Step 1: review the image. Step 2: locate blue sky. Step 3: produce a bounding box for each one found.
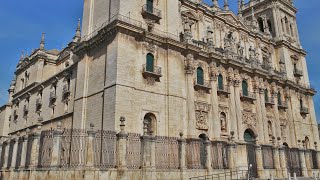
[0,0,319,120]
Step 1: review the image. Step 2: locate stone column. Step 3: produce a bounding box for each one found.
[205,138,213,173]
[273,145,281,177]
[86,124,96,169]
[19,134,29,169]
[255,87,265,143]
[209,70,220,139]
[299,149,308,177]
[228,82,237,137]
[255,145,264,178]
[259,91,269,143]
[2,141,9,169]
[317,150,320,171]
[185,54,196,138]
[51,123,63,168]
[279,146,288,178]
[234,81,243,141]
[10,136,19,169]
[271,8,279,37]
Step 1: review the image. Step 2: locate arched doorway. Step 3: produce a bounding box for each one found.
[244,129,257,178]
[143,113,156,135]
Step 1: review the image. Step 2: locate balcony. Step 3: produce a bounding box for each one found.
[141,4,162,22]
[217,85,230,96]
[293,68,303,77]
[142,64,162,82]
[265,98,275,106]
[240,92,256,102]
[194,80,211,93]
[300,107,309,116]
[278,101,288,110]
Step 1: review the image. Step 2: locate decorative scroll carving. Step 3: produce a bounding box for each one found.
[242,111,257,127]
[195,101,211,130]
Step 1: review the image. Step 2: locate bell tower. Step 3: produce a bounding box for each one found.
[241,0,300,47]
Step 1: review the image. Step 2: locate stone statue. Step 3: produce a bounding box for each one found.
[268,122,272,136]
[237,43,244,57]
[220,113,227,132]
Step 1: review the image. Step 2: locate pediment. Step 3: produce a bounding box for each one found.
[219,12,250,30]
[181,10,199,21]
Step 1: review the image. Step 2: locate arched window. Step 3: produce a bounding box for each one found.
[144,113,156,135]
[258,18,264,32]
[264,89,269,102]
[147,0,154,13]
[218,74,223,90]
[146,53,154,72]
[197,67,204,85]
[242,80,248,96]
[244,129,255,143]
[277,92,282,105]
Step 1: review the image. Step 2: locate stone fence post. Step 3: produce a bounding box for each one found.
[279,146,288,178]
[304,150,311,176]
[178,133,187,170]
[205,138,212,173]
[30,125,42,169]
[51,123,63,168]
[273,145,281,177]
[19,134,29,169]
[255,145,264,178]
[299,148,308,177]
[227,132,237,172]
[1,140,9,170]
[86,123,96,169]
[117,117,128,170]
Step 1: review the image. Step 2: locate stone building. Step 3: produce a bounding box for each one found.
[0,0,319,179]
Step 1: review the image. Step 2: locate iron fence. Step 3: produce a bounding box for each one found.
[261,146,274,169]
[94,130,117,169]
[211,141,228,169]
[155,136,179,170]
[126,133,142,169]
[186,139,206,169]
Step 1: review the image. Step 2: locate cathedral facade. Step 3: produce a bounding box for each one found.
[0,0,319,179]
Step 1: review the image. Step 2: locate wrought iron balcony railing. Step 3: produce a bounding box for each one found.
[300,107,309,115]
[217,85,230,95]
[265,98,275,106]
[293,68,303,77]
[141,5,162,21]
[240,92,256,102]
[142,64,162,82]
[278,101,288,110]
[194,80,211,93]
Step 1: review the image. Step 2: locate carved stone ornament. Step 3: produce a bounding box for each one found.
[209,62,218,81]
[195,101,211,131]
[242,111,257,127]
[224,31,237,59]
[145,77,156,85]
[143,42,157,53]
